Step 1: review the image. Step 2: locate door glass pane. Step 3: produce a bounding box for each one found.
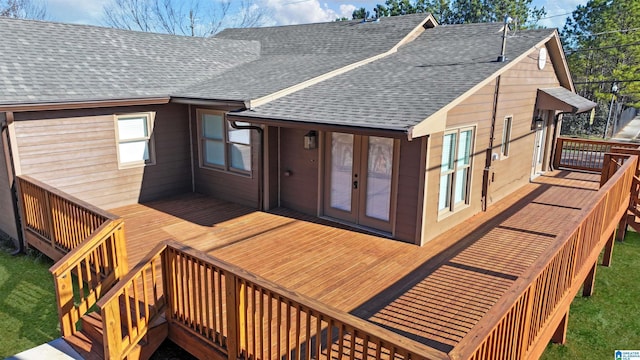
[118,117,148,140]
[441,133,456,171]
[365,137,393,221]
[537,128,545,164]
[119,140,149,163]
[454,167,468,204]
[438,174,452,211]
[229,143,251,171]
[330,133,353,211]
[203,114,224,140]
[457,130,472,167]
[204,140,225,166]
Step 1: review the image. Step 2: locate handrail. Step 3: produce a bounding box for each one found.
[97,242,166,360]
[450,155,637,360]
[163,240,450,360]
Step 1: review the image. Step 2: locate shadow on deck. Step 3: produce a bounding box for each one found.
[109,170,601,353]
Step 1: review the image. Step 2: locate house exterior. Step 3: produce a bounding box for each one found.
[0,15,594,249]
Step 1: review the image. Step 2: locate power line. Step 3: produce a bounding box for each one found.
[567,41,640,54]
[574,79,640,85]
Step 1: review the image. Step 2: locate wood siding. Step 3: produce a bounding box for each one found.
[13,104,191,210]
[0,130,18,242]
[422,43,562,244]
[279,127,319,215]
[191,106,260,208]
[394,136,426,243]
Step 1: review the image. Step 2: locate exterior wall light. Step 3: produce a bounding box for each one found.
[304,130,317,150]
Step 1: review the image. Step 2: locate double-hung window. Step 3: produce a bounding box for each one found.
[199,109,252,174]
[439,127,474,214]
[115,113,155,168]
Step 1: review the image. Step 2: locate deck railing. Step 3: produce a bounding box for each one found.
[107,240,450,360]
[97,242,165,359]
[450,154,637,360]
[553,137,640,172]
[17,175,129,338]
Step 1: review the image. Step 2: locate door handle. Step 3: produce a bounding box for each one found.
[353,181,358,189]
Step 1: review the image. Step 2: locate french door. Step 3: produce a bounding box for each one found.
[323,132,397,233]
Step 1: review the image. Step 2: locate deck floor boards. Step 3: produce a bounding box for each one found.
[110,170,601,352]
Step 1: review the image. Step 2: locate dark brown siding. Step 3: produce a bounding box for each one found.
[422,44,562,244]
[13,104,192,210]
[279,128,319,215]
[0,132,18,242]
[191,107,260,208]
[394,137,426,243]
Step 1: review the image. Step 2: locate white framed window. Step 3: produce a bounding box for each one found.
[439,127,474,214]
[198,109,252,174]
[115,112,155,168]
[501,116,513,158]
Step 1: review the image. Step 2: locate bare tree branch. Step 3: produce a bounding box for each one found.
[102,0,267,37]
[0,0,47,20]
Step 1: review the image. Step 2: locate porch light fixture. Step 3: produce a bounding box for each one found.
[534,116,544,130]
[304,131,317,150]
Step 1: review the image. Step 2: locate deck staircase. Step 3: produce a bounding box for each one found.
[65,310,168,360]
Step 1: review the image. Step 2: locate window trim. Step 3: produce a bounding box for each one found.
[438,126,475,217]
[114,112,156,169]
[196,108,252,176]
[501,115,513,159]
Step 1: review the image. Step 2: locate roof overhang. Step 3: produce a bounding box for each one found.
[409,30,576,139]
[537,87,596,114]
[0,97,171,113]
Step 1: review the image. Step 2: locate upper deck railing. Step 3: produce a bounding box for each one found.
[553,137,640,172]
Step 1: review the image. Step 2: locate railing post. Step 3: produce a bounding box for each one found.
[115,223,128,276]
[225,273,241,360]
[43,190,56,249]
[553,138,563,170]
[53,272,75,337]
[102,296,123,360]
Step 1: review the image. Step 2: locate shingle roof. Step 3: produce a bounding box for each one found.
[177,14,430,100]
[0,14,430,105]
[230,23,556,133]
[0,18,260,105]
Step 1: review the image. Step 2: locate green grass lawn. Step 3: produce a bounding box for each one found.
[0,232,638,359]
[542,232,640,360]
[0,240,58,358]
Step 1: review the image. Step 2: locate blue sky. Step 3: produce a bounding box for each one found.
[44,0,587,30]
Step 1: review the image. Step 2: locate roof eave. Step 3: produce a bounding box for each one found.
[0,96,171,113]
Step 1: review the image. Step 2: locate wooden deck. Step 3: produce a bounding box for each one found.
[109,169,601,353]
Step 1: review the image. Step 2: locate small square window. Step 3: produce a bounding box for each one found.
[501,116,513,158]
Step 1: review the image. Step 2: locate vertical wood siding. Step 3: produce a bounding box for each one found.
[422,43,562,244]
[0,133,18,241]
[395,137,426,243]
[279,127,319,215]
[13,104,192,210]
[191,107,260,208]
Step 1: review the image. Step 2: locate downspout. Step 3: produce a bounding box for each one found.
[0,114,24,254]
[482,75,501,211]
[550,111,572,171]
[229,120,264,211]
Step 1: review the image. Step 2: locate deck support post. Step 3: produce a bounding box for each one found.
[551,311,569,345]
[582,261,597,297]
[603,232,615,267]
[616,212,629,242]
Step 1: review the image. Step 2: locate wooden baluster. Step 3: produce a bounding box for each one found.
[225,273,241,360]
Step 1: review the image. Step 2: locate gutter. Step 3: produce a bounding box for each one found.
[0,97,170,113]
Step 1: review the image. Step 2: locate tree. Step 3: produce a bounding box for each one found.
[364,0,544,27]
[352,7,369,20]
[561,0,640,136]
[0,0,47,20]
[102,0,267,37]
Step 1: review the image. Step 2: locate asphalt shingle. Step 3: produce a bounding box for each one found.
[232,23,556,133]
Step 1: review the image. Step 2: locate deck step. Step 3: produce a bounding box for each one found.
[66,302,168,360]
